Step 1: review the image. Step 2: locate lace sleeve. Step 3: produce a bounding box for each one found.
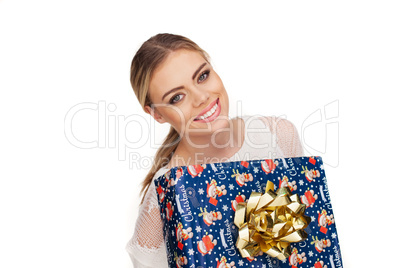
[126,178,168,268]
[261,116,304,158]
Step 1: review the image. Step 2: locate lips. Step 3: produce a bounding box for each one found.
[194,98,219,121]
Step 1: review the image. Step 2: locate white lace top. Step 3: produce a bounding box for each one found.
[126,115,304,267]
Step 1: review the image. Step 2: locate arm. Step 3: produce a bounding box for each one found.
[261,116,304,157]
[126,181,168,268]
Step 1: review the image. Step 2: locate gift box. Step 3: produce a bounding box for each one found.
[155,156,343,268]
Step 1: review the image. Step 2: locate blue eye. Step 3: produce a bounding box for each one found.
[198,70,210,83]
[169,94,184,104]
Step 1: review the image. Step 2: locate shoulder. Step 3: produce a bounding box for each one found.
[258,116,304,157]
[236,115,297,136]
[257,116,297,134]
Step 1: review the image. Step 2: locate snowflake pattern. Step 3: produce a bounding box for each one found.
[155,157,343,268]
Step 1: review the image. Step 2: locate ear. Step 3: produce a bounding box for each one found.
[145,105,167,124]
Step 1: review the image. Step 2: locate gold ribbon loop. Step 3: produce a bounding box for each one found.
[234,181,311,260]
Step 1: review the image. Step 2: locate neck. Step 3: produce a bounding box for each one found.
[169,118,244,167]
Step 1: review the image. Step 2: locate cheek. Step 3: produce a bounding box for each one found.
[205,72,226,93]
[214,78,226,94]
[159,106,186,123]
[159,105,198,130]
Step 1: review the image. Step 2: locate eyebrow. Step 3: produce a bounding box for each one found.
[161,62,207,101]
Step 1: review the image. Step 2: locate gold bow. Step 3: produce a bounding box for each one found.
[234,181,310,260]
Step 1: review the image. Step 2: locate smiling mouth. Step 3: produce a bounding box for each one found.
[194,99,220,121]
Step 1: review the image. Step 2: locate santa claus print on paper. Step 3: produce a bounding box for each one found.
[165,200,174,221]
[175,222,193,250]
[231,169,253,187]
[216,256,236,268]
[301,189,318,208]
[261,159,278,174]
[174,254,188,268]
[197,234,217,256]
[288,248,307,267]
[231,194,246,211]
[278,175,297,191]
[187,164,206,178]
[198,207,222,226]
[301,166,321,183]
[317,209,335,234]
[310,236,331,253]
[206,179,227,206]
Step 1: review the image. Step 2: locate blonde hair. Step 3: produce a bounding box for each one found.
[130,33,210,203]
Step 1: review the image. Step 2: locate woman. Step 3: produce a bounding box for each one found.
[126,33,304,267]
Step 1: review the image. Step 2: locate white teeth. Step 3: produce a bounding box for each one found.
[196,103,218,120]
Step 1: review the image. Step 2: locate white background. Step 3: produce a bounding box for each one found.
[1,0,401,267]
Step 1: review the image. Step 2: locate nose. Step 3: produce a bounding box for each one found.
[192,87,210,107]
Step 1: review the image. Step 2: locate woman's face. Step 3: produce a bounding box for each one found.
[146,49,230,140]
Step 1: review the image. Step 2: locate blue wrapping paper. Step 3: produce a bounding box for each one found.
[155,156,343,268]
